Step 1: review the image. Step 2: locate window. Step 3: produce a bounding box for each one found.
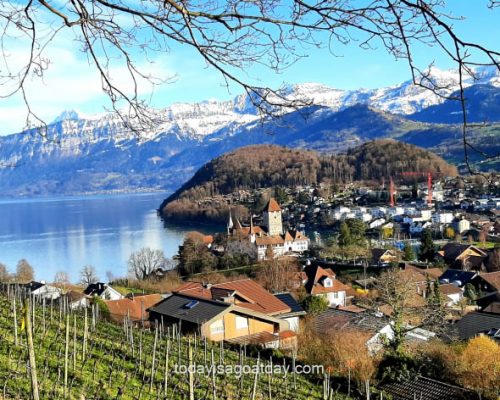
[235,316,248,330]
[323,278,333,288]
[210,319,224,335]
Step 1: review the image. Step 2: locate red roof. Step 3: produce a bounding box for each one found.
[266,198,282,212]
[479,271,500,291]
[175,279,290,315]
[104,294,163,322]
[303,264,351,295]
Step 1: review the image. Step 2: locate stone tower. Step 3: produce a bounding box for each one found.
[263,198,283,236]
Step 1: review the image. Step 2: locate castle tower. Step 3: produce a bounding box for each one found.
[263,198,283,236]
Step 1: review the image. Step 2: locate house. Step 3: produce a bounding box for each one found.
[313,308,435,354]
[302,264,351,306]
[472,271,500,294]
[476,292,500,314]
[273,292,307,332]
[24,281,61,300]
[371,248,400,266]
[439,283,464,306]
[226,198,309,260]
[452,218,470,234]
[105,294,164,325]
[456,311,500,341]
[368,218,386,229]
[437,243,487,270]
[65,291,91,310]
[381,376,473,400]
[148,293,294,348]
[439,269,478,287]
[83,282,123,300]
[408,221,432,235]
[174,279,291,316]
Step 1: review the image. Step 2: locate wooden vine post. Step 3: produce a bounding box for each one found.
[24,297,40,400]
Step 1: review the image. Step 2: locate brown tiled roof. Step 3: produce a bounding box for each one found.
[303,264,351,295]
[480,271,500,291]
[175,279,290,315]
[66,290,89,302]
[405,264,443,281]
[202,235,214,245]
[338,305,366,313]
[440,283,463,296]
[401,266,428,283]
[240,225,266,235]
[105,294,163,322]
[266,198,282,212]
[311,278,351,295]
[255,236,285,246]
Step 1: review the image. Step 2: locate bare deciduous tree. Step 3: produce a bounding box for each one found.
[1,1,499,170]
[128,247,166,280]
[0,262,10,282]
[16,259,34,283]
[80,265,98,286]
[372,268,448,353]
[54,271,70,288]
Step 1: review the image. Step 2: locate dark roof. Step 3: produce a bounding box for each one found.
[456,311,500,340]
[381,377,472,400]
[439,269,477,287]
[476,292,500,314]
[440,243,471,262]
[371,248,390,262]
[274,293,306,317]
[83,282,108,296]
[148,293,230,324]
[313,308,389,335]
[24,281,45,292]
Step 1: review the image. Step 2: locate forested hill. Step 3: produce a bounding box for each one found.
[337,140,458,182]
[160,140,458,214]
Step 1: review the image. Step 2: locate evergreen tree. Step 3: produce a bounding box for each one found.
[419,229,436,262]
[403,243,415,261]
[338,222,352,247]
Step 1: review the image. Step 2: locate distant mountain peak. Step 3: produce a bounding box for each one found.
[52,109,81,123]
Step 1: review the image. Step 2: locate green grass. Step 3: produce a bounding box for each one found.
[0,293,327,400]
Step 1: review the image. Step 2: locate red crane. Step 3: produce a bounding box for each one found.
[389,177,395,207]
[400,171,433,206]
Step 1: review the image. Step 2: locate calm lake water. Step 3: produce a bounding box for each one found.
[0,193,218,282]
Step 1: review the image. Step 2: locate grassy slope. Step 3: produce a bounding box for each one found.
[0,293,326,400]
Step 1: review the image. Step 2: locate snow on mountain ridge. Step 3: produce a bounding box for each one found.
[42,65,500,143]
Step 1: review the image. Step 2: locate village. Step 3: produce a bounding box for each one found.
[2,174,500,400]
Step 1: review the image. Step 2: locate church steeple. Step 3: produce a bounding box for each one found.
[249,215,256,243]
[227,210,234,234]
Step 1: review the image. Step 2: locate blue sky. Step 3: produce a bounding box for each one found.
[0,1,499,135]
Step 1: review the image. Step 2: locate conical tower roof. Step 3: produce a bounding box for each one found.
[265,198,281,212]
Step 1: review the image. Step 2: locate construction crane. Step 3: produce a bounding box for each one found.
[387,171,435,207]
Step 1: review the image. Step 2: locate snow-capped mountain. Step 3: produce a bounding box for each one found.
[0,65,499,196]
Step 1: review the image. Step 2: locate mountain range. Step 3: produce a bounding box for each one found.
[0,66,499,197]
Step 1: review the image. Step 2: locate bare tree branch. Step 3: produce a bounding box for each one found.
[0,0,498,168]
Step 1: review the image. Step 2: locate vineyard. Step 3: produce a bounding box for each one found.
[0,291,334,399]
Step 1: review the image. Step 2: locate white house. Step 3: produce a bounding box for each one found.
[25,281,62,300]
[453,218,471,234]
[432,212,454,224]
[369,218,386,229]
[440,284,464,307]
[83,282,123,300]
[302,265,350,307]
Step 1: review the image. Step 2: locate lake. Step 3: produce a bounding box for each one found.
[0,193,219,282]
